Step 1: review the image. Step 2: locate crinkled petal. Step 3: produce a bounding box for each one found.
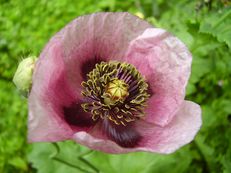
[136,101,202,154]
[28,12,152,142]
[28,12,200,153]
[73,101,201,154]
[28,40,76,142]
[124,28,192,126]
[61,12,152,90]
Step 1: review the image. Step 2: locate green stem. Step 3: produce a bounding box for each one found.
[135,0,143,12]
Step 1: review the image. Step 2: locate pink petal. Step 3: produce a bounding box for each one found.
[136,101,202,154]
[28,12,152,142]
[28,12,200,153]
[28,40,75,142]
[73,101,201,154]
[124,28,192,126]
[61,12,152,91]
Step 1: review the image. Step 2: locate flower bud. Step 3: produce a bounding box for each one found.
[135,12,144,19]
[13,56,37,97]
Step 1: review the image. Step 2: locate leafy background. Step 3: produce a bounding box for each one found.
[0,0,231,172]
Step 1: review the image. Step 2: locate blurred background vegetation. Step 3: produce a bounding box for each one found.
[0,0,231,173]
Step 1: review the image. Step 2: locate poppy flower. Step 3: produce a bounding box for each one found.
[28,12,202,154]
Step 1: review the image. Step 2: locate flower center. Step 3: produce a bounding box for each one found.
[104,79,129,105]
[81,61,149,126]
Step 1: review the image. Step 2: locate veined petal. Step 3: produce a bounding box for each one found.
[28,12,152,142]
[27,12,201,153]
[28,41,75,142]
[73,101,201,154]
[61,12,152,90]
[136,101,202,154]
[28,39,95,142]
[124,28,192,126]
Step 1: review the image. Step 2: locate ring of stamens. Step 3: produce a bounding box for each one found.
[81,61,150,126]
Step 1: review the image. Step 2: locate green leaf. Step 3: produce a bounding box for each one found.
[8,157,28,171]
[88,148,194,173]
[28,142,93,173]
[200,7,231,48]
[190,57,212,84]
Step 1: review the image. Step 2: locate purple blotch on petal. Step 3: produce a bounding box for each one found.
[81,56,104,80]
[63,102,96,128]
[102,119,141,148]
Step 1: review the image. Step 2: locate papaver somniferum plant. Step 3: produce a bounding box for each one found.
[19,12,202,154]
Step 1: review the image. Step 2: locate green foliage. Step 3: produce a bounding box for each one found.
[200,7,231,48]
[0,0,231,173]
[28,142,91,173]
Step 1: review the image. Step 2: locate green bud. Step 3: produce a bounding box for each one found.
[13,56,37,97]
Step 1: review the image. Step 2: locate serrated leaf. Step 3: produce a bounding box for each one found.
[190,57,212,84]
[200,8,231,48]
[27,141,94,173]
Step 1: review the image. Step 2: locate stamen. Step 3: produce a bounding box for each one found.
[81,61,150,126]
